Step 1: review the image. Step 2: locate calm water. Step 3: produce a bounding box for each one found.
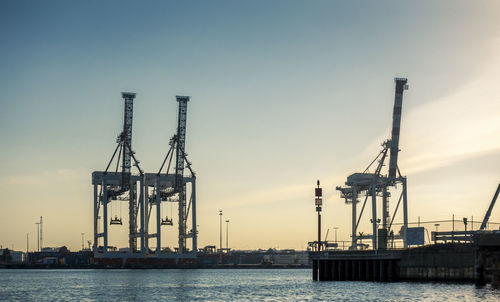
[1,269,499,301]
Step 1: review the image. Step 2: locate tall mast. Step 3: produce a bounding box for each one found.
[40,216,43,250]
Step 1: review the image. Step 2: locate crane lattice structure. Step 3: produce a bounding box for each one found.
[336,78,409,250]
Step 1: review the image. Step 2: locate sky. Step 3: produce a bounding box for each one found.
[0,0,499,252]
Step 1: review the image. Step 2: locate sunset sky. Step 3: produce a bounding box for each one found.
[0,0,499,252]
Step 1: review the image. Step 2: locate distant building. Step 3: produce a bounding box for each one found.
[27,246,92,266]
[0,249,26,263]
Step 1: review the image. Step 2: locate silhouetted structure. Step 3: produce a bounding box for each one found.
[336,78,410,250]
[92,93,197,265]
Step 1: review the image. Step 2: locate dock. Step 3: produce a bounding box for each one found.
[310,231,500,287]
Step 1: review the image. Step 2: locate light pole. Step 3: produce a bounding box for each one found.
[81,233,85,251]
[219,210,223,263]
[38,216,43,251]
[225,220,230,250]
[35,222,40,252]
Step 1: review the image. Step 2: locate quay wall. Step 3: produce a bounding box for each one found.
[311,243,475,282]
[398,244,474,281]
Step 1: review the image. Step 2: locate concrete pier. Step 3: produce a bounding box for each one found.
[474,231,500,287]
[312,250,402,282]
[313,258,400,282]
[311,243,477,282]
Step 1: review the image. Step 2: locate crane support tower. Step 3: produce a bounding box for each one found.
[336,78,409,250]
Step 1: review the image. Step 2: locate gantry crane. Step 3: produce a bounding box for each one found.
[92,93,198,262]
[336,78,410,250]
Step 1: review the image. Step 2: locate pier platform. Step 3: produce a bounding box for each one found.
[310,231,500,286]
[310,244,475,282]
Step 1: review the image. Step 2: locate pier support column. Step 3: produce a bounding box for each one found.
[346,260,352,280]
[318,260,323,281]
[319,260,327,281]
[342,260,349,281]
[380,260,388,282]
[313,260,318,281]
[366,260,371,281]
[326,260,333,281]
[475,248,486,286]
[332,260,338,281]
[338,260,344,281]
[373,260,380,281]
[352,260,358,280]
[388,260,394,282]
[358,260,364,281]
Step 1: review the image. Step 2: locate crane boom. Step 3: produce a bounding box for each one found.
[388,78,408,179]
[121,92,136,189]
[480,184,500,230]
[175,96,189,192]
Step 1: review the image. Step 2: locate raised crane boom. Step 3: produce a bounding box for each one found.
[175,96,189,192]
[388,78,408,179]
[121,92,136,189]
[480,184,500,230]
[175,96,189,253]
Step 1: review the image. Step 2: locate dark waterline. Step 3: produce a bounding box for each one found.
[1,269,499,301]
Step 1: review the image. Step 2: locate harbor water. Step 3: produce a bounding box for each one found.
[1,269,499,301]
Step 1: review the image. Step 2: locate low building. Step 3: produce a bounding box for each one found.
[0,249,25,263]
